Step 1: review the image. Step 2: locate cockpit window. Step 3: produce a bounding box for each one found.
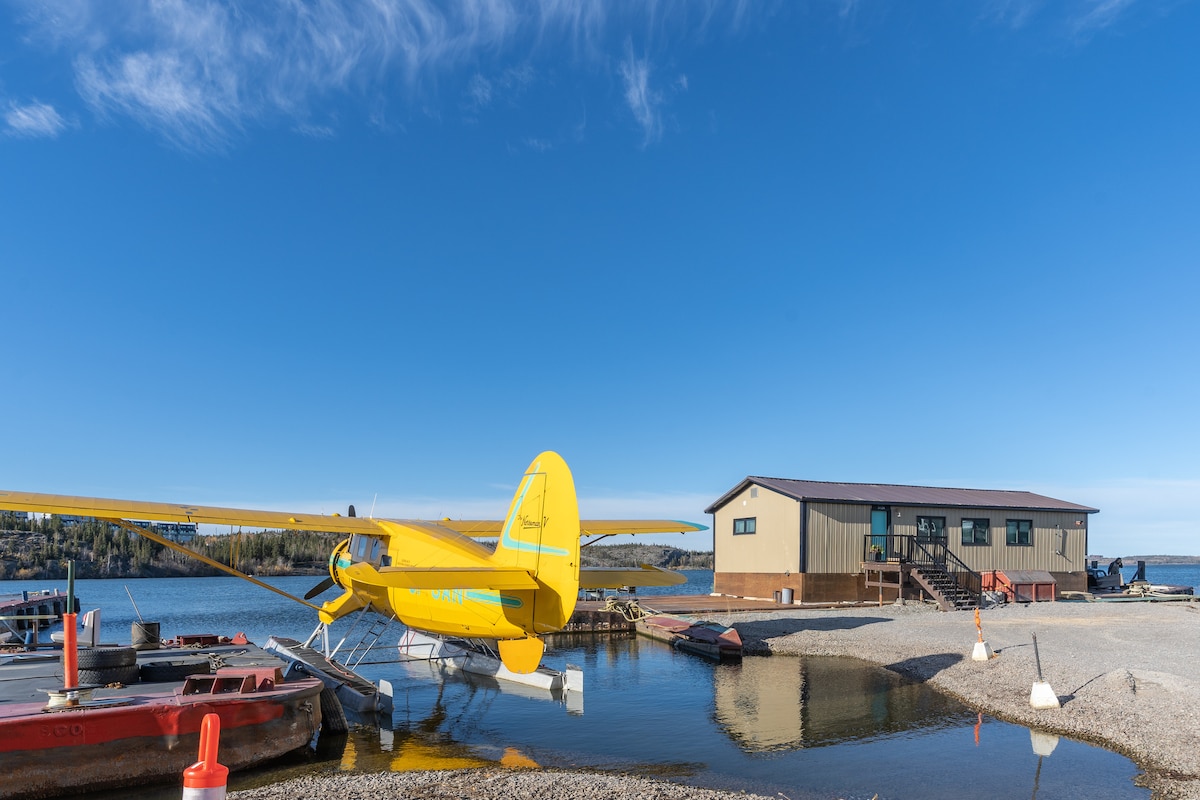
[350,534,385,566]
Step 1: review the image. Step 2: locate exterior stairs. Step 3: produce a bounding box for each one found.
[910,563,978,611]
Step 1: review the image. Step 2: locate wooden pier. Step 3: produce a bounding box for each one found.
[0,590,78,645]
[556,594,804,635]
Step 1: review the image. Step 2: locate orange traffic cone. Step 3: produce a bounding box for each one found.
[183,713,229,800]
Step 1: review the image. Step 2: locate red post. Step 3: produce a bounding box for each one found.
[62,613,78,692]
[182,713,229,800]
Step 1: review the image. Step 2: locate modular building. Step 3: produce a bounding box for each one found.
[705,477,1098,607]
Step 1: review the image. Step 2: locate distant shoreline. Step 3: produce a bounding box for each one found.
[1090,554,1200,564]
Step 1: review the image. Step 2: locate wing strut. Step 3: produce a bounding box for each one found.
[107,518,322,612]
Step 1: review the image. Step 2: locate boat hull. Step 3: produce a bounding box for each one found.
[635,615,743,661]
[0,677,323,800]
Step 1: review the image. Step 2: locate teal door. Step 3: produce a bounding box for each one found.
[871,508,889,557]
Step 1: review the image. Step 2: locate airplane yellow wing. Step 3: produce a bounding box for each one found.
[0,490,383,534]
[438,519,709,536]
[0,492,707,539]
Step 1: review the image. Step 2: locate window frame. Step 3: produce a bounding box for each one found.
[961,518,991,546]
[916,515,947,544]
[733,517,756,536]
[1006,519,1033,547]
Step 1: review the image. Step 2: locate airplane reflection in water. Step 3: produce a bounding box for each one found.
[396,656,584,715]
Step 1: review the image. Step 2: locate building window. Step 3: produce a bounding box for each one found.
[961,518,990,546]
[1007,519,1033,546]
[916,516,946,543]
[733,517,756,535]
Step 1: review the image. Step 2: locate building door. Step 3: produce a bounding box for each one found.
[871,507,889,557]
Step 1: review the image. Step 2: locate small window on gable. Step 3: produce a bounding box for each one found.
[733,517,756,535]
[750,486,758,498]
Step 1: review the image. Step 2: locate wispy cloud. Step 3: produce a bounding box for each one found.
[4,100,66,138]
[3,1,1165,151]
[984,0,1044,30]
[619,42,663,146]
[1071,0,1139,33]
[5,1,726,151]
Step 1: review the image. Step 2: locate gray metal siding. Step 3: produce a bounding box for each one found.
[893,507,1088,573]
[806,502,872,573]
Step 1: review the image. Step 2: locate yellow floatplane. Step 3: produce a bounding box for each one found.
[0,451,704,675]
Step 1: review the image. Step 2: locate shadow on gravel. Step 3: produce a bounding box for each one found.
[734,615,893,641]
[885,652,965,681]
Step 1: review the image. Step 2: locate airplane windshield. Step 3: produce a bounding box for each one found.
[350,534,386,567]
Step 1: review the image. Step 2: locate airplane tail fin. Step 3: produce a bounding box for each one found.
[492,451,581,642]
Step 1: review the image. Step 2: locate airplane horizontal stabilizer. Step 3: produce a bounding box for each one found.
[341,562,539,591]
[579,565,687,589]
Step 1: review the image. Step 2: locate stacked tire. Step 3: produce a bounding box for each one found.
[73,646,139,686]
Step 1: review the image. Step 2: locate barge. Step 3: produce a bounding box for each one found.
[1,668,322,800]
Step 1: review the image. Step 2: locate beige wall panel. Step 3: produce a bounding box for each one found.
[714,487,800,574]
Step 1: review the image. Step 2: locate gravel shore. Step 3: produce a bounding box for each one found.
[231,599,1200,800]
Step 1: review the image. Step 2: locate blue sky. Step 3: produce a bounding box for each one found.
[2,1,1197,556]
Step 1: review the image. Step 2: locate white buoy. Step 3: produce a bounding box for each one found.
[1029,633,1060,709]
[972,609,994,661]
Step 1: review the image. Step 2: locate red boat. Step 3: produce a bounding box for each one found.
[635,614,743,660]
[0,668,323,800]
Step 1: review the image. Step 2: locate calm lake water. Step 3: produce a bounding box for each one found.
[1,571,1157,800]
[1116,562,1200,592]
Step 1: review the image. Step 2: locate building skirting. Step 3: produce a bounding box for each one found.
[715,570,1087,604]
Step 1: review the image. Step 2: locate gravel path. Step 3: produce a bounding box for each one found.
[231,599,1200,800]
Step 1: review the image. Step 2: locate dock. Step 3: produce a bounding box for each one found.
[558,594,813,635]
[0,590,77,645]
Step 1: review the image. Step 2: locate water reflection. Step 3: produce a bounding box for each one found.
[712,655,972,752]
[7,578,1147,800]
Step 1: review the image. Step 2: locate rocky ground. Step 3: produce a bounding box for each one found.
[230,598,1200,800]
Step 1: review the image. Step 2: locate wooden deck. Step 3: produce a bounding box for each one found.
[556,594,866,635]
[576,595,789,615]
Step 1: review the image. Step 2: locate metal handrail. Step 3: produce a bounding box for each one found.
[863,534,982,607]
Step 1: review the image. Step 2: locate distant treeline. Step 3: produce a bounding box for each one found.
[580,542,712,569]
[0,515,340,581]
[0,514,713,580]
[1091,554,1200,565]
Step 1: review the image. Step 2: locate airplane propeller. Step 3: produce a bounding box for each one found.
[304,576,336,600]
[304,503,356,600]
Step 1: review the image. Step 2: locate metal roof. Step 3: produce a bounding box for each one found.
[704,477,1099,515]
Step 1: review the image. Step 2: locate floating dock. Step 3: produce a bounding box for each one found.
[559,594,815,635]
[0,590,78,644]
